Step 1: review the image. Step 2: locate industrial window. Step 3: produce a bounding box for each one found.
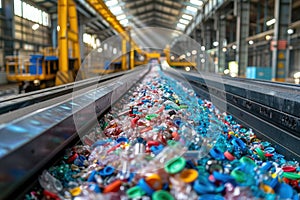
[42,12,49,26]
[14,0,22,16]
[0,0,2,9]
[14,0,49,27]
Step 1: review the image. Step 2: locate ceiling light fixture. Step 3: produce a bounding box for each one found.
[179,18,190,25]
[117,14,126,20]
[287,28,294,35]
[186,6,197,13]
[110,6,122,15]
[105,0,118,7]
[176,23,186,30]
[266,18,276,26]
[213,41,219,47]
[120,19,128,25]
[182,14,193,20]
[190,0,203,6]
[265,35,272,40]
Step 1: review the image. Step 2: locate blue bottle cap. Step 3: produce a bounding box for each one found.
[116,137,128,143]
[88,183,101,193]
[99,166,115,176]
[150,144,164,155]
[198,194,224,200]
[276,183,293,199]
[209,147,225,160]
[212,171,235,183]
[260,162,273,172]
[138,178,155,196]
[193,176,216,194]
[87,170,97,182]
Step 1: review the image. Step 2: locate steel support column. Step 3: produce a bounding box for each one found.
[236,0,250,77]
[256,3,261,34]
[271,0,291,82]
[51,15,58,48]
[78,14,85,63]
[3,0,14,57]
[217,15,226,73]
[130,42,134,70]
[204,22,213,50]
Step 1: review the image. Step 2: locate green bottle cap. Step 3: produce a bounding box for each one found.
[282,172,300,180]
[126,186,146,199]
[145,114,159,121]
[239,156,256,166]
[255,148,266,161]
[167,140,177,146]
[230,169,247,183]
[152,190,174,200]
[164,156,186,174]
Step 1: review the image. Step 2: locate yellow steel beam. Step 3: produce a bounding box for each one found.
[164,46,196,67]
[85,0,142,55]
[68,0,80,71]
[130,49,134,70]
[121,39,127,70]
[58,0,68,72]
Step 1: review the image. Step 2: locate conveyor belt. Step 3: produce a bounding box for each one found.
[0,67,149,200]
[166,69,300,161]
[1,66,300,199]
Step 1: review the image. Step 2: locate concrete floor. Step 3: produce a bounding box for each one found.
[0,83,18,98]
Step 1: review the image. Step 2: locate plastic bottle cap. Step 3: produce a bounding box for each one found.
[99,166,115,176]
[164,156,186,174]
[282,166,296,172]
[276,183,293,199]
[145,114,159,121]
[126,186,146,199]
[198,194,224,200]
[167,140,177,146]
[230,169,247,183]
[103,180,122,193]
[147,141,160,147]
[212,171,235,183]
[151,144,164,155]
[224,151,235,161]
[193,178,216,194]
[260,183,274,194]
[255,148,266,161]
[179,169,198,183]
[88,183,101,193]
[210,147,225,160]
[69,187,81,196]
[116,137,128,143]
[152,190,174,200]
[264,147,275,153]
[282,172,300,180]
[145,174,163,190]
[138,178,155,196]
[239,156,256,166]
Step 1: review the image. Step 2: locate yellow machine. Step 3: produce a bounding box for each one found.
[5,0,162,93]
[164,46,196,68]
[6,0,80,92]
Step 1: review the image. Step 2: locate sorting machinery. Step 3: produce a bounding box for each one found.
[0,63,299,199]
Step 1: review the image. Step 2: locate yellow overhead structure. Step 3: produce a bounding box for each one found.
[164,46,196,67]
[56,0,81,85]
[85,0,144,70]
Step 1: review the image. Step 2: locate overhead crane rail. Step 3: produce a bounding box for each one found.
[1,66,300,199]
